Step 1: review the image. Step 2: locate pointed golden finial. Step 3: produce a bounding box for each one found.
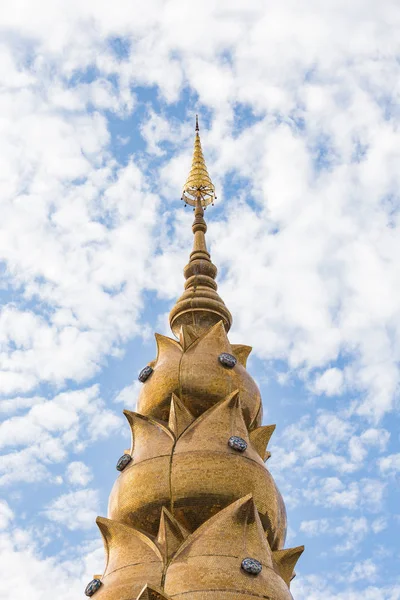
[169,117,232,339]
[181,115,216,208]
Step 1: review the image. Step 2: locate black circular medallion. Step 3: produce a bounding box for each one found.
[138,365,153,382]
[228,436,248,452]
[218,353,237,368]
[116,454,132,471]
[85,579,102,597]
[241,557,262,575]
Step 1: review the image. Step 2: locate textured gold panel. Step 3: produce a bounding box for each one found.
[156,507,190,561]
[164,496,293,600]
[250,424,276,462]
[137,585,172,600]
[179,321,262,427]
[123,410,174,461]
[168,394,195,438]
[137,334,182,422]
[137,321,262,428]
[272,546,305,585]
[109,390,286,546]
[95,517,163,600]
[108,456,171,536]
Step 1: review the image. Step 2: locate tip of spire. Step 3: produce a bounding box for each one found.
[182,114,215,208]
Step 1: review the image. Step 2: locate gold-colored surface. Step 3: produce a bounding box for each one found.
[108,391,286,547]
[137,585,172,600]
[231,344,253,367]
[109,390,286,550]
[136,334,182,422]
[164,496,294,600]
[250,424,276,462]
[91,120,303,600]
[178,321,261,425]
[171,392,286,547]
[272,546,305,586]
[108,414,172,534]
[137,321,262,427]
[156,507,190,561]
[95,517,163,599]
[169,198,232,338]
[168,393,195,437]
[181,116,216,208]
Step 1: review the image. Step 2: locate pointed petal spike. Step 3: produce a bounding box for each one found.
[137,584,172,600]
[231,344,252,367]
[168,394,195,438]
[96,516,163,576]
[123,410,175,458]
[272,545,305,586]
[171,495,273,568]
[154,333,183,360]
[177,389,251,453]
[156,507,190,561]
[179,325,199,350]
[249,425,276,461]
[181,319,231,354]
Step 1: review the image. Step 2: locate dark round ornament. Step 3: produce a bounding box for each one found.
[138,365,153,383]
[241,557,262,575]
[85,579,102,597]
[228,435,248,452]
[218,352,237,369]
[116,454,132,472]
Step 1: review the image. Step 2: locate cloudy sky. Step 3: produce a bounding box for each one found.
[1,1,400,598]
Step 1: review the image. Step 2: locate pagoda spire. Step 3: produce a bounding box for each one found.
[84,117,303,600]
[181,115,216,208]
[169,116,232,338]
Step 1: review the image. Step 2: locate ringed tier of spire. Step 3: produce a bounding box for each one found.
[169,116,232,338]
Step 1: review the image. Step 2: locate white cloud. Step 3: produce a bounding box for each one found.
[313,368,344,397]
[300,515,387,554]
[66,462,93,487]
[347,559,378,584]
[0,525,103,600]
[292,575,400,600]
[379,454,400,476]
[305,477,385,511]
[44,489,99,530]
[271,410,390,480]
[0,386,121,486]
[114,380,141,406]
[0,501,14,530]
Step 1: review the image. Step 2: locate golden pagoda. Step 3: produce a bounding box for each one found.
[84,117,303,600]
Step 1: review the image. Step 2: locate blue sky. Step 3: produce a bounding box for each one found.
[0,2,400,598]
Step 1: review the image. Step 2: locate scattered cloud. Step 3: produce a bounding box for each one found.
[66,462,93,487]
[44,489,99,530]
[0,386,121,486]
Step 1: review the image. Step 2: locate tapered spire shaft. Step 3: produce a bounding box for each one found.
[181,115,216,208]
[169,117,232,338]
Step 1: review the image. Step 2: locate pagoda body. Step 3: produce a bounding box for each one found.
[85,118,303,600]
